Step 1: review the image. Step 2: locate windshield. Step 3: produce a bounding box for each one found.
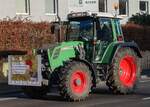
[67,19,94,41]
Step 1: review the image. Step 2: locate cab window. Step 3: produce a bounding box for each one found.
[97,18,113,42]
[114,19,124,41]
[67,19,93,41]
[114,19,123,36]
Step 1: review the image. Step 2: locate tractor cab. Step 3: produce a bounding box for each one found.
[66,12,124,62]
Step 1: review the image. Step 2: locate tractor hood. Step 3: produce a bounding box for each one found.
[47,41,84,71]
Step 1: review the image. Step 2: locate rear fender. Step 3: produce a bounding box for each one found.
[111,42,142,63]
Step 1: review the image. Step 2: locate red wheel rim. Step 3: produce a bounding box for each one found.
[119,55,136,87]
[70,70,88,94]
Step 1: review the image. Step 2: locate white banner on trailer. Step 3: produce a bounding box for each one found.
[8,55,42,86]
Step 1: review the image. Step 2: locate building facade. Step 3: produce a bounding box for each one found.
[0,0,149,22]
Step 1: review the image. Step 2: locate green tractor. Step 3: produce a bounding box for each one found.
[8,12,142,101]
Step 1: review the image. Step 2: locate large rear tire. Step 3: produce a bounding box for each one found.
[106,48,141,94]
[59,61,92,101]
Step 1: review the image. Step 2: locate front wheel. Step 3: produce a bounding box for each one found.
[106,48,141,94]
[58,61,92,101]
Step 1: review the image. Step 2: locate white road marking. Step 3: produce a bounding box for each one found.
[140,79,150,83]
[142,97,150,100]
[0,97,17,101]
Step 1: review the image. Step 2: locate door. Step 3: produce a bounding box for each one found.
[94,18,113,62]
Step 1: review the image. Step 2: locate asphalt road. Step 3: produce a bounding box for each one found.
[0,79,150,107]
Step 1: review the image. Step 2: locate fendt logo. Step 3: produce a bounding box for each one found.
[85,0,96,4]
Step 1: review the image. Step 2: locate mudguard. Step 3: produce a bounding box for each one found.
[111,41,142,63]
[101,41,142,64]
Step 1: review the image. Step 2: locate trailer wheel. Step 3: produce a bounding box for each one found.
[22,86,49,99]
[59,61,92,101]
[106,48,141,94]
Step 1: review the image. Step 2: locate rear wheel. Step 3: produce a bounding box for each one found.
[106,48,141,94]
[59,61,92,101]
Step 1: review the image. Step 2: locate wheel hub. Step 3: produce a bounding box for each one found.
[75,79,81,86]
[71,70,88,94]
[119,55,137,87]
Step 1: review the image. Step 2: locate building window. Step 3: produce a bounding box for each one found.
[45,0,56,14]
[99,0,107,12]
[140,1,149,13]
[16,0,30,14]
[79,0,83,5]
[119,0,128,15]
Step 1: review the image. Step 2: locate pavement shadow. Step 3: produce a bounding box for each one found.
[13,92,66,102]
[92,87,112,95]
[14,87,111,102]
[136,88,150,97]
[142,69,150,77]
